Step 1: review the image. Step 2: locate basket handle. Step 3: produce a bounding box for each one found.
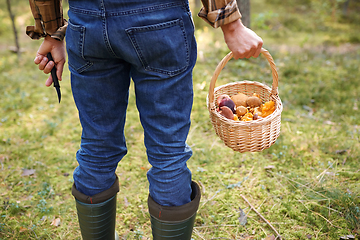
[208,48,279,104]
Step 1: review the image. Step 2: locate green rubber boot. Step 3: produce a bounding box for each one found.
[148,181,201,240]
[72,176,120,240]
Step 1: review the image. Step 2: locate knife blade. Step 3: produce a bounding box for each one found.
[46,53,61,103]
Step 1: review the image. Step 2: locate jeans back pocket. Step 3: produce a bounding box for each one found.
[126,19,190,77]
[66,20,93,73]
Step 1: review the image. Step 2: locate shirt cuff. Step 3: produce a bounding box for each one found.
[198,0,242,28]
[26,20,67,41]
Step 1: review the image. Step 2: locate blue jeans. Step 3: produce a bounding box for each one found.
[66,0,197,206]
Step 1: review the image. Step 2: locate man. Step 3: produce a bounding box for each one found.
[27,0,262,239]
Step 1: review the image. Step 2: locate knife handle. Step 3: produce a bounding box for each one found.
[46,53,60,88]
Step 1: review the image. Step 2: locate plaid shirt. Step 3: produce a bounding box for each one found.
[26,0,241,41]
[26,0,67,41]
[198,0,241,28]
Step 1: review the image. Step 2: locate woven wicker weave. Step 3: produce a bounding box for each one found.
[207,48,283,153]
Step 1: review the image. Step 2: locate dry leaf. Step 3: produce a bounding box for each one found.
[21,169,36,177]
[264,165,275,170]
[124,196,129,207]
[238,207,247,226]
[264,235,276,240]
[19,227,28,232]
[335,149,348,155]
[51,218,61,227]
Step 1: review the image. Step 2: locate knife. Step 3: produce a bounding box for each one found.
[46,53,61,103]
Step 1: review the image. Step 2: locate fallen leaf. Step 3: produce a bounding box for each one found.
[264,235,275,240]
[124,196,129,207]
[19,227,28,232]
[22,169,36,177]
[264,165,275,170]
[335,149,348,155]
[51,218,61,227]
[324,120,335,125]
[238,207,247,226]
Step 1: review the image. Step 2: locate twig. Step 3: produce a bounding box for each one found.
[198,180,206,194]
[193,228,206,240]
[315,226,324,239]
[311,211,341,228]
[194,224,238,229]
[198,188,223,210]
[210,238,232,240]
[240,194,282,239]
[315,160,337,185]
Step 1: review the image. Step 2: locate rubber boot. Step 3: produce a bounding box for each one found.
[72,176,120,240]
[148,181,201,240]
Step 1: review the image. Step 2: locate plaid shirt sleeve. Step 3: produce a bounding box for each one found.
[26,0,67,41]
[198,0,242,28]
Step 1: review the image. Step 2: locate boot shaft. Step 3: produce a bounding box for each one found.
[72,176,120,240]
[148,181,201,240]
[76,195,118,240]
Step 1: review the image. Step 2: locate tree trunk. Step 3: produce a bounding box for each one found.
[342,0,351,16]
[6,0,20,57]
[237,0,251,28]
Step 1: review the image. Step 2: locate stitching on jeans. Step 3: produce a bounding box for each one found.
[125,19,190,76]
[67,21,94,73]
[69,2,184,17]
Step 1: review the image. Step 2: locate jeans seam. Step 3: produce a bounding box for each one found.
[100,0,117,58]
[69,2,185,17]
[109,2,185,16]
[69,6,101,17]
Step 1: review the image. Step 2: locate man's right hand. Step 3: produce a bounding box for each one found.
[34,35,66,87]
[221,19,263,59]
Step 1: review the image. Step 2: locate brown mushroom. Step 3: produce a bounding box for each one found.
[236,106,247,117]
[231,93,248,107]
[246,96,262,108]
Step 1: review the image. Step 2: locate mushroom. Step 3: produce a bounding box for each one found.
[246,96,262,108]
[236,106,247,117]
[219,106,235,120]
[216,94,230,107]
[253,106,262,116]
[219,97,236,113]
[253,113,263,120]
[241,112,254,121]
[231,93,248,107]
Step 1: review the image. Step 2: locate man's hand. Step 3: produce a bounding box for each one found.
[34,35,66,87]
[221,19,263,59]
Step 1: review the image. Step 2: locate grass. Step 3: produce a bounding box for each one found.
[1,0,359,239]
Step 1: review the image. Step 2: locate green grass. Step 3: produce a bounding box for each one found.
[1,0,360,239]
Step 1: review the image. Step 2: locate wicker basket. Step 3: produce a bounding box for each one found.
[207,48,283,153]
